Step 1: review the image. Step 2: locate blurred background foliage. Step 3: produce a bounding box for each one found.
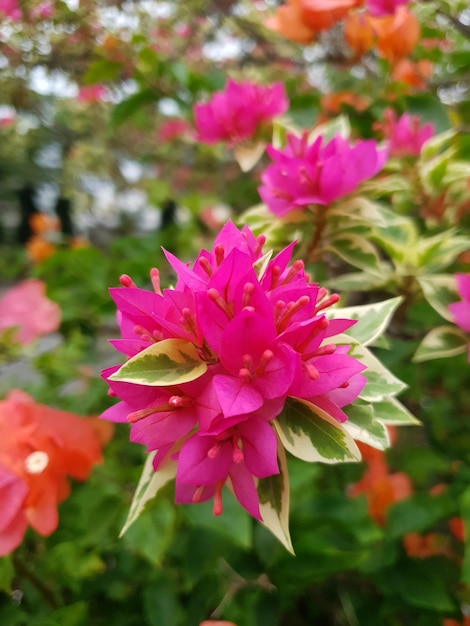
[1,1,470,625]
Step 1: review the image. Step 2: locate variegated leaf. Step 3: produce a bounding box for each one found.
[326,269,389,292]
[258,442,294,554]
[326,233,382,271]
[109,338,207,386]
[328,297,402,346]
[372,396,421,425]
[120,453,176,537]
[275,397,361,464]
[253,249,273,280]
[343,402,390,450]
[352,345,407,401]
[413,326,468,363]
[416,274,458,322]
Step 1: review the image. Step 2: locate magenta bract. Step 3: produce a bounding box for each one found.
[101,222,366,518]
[194,79,288,145]
[449,273,470,361]
[258,132,387,216]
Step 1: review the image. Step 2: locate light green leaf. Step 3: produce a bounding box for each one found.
[254,249,273,280]
[372,219,418,264]
[258,443,294,554]
[233,141,266,172]
[123,500,176,567]
[343,402,390,450]
[328,197,399,229]
[109,338,207,386]
[326,269,389,292]
[418,235,470,273]
[416,274,458,321]
[352,345,407,400]
[372,396,421,425]
[120,453,176,537]
[326,233,382,271]
[413,325,468,363]
[309,114,351,143]
[275,397,361,463]
[328,297,402,346]
[420,128,456,160]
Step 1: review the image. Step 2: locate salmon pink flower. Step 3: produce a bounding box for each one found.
[449,274,470,361]
[0,279,61,345]
[194,79,288,145]
[102,222,367,519]
[0,390,110,556]
[259,132,387,216]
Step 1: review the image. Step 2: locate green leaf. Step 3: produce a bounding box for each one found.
[343,402,390,450]
[326,233,382,271]
[416,274,459,321]
[459,486,470,584]
[120,452,176,536]
[329,297,402,346]
[372,219,418,264]
[109,338,207,386]
[372,396,421,425]
[123,500,176,567]
[417,231,470,272]
[352,345,407,401]
[253,249,273,280]
[275,397,361,464]
[328,197,399,229]
[110,89,159,128]
[182,488,252,549]
[413,325,469,362]
[83,59,122,84]
[326,269,389,292]
[386,492,455,539]
[258,443,294,554]
[0,556,14,594]
[233,141,266,172]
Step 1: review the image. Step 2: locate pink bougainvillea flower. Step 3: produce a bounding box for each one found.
[101,222,367,519]
[194,79,288,145]
[379,109,434,157]
[77,84,107,103]
[366,0,410,17]
[0,390,110,556]
[0,0,21,20]
[0,279,61,345]
[157,118,190,143]
[449,274,470,360]
[259,132,387,216]
[31,1,53,19]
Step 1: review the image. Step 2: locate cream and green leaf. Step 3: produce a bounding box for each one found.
[109,338,207,386]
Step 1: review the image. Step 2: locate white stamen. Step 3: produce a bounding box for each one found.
[24,451,49,474]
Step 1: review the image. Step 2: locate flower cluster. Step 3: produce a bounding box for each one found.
[449,274,470,361]
[194,79,288,145]
[258,132,387,216]
[0,390,110,556]
[101,223,367,520]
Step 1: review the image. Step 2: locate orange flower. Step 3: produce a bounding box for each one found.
[26,236,56,264]
[449,517,465,542]
[344,11,375,58]
[320,90,370,115]
[349,442,413,525]
[265,0,316,44]
[0,390,111,556]
[371,7,420,65]
[29,212,60,235]
[403,532,452,559]
[300,0,359,32]
[392,58,433,89]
